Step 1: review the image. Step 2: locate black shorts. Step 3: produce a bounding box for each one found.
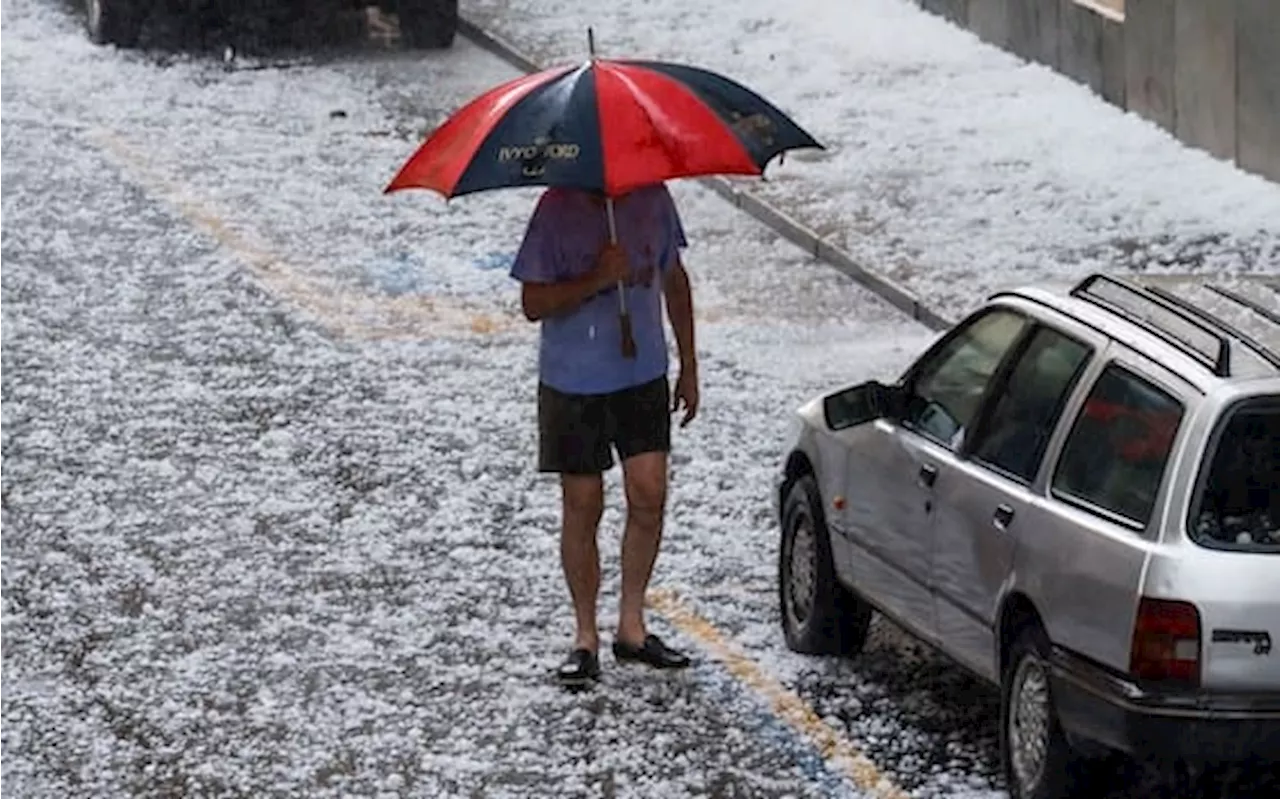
[537,376,671,474]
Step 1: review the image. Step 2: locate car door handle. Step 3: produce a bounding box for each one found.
[993,504,1015,531]
[918,463,938,488]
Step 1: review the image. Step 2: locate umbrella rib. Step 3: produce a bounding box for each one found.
[607,67,680,156]
[596,63,758,193]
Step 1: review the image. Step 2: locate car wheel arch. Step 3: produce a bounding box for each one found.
[998,592,1045,675]
[785,449,814,482]
[780,449,815,503]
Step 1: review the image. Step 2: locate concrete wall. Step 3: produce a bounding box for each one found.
[1174,0,1234,160]
[1009,0,1060,66]
[921,0,968,26]
[911,0,1280,184]
[1057,0,1126,106]
[966,0,1011,48]
[1236,0,1280,182]
[1124,0,1176,132]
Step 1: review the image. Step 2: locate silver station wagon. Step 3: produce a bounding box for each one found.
[774,274,1280,799]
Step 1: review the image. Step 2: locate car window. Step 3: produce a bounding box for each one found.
[969,327,1091,483]
[1189,398,1280,552]
[1051,365,1185,526]
[902,309,1028,449]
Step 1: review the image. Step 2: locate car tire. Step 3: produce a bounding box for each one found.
[1000,626,1081,799]
[85,0,146,47]
[397,0,457,49]
[779,473,872,655]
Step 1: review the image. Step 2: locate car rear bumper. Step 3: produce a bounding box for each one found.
[1049,646,1280,763]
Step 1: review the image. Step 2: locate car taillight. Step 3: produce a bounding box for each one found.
[1130,598,1201,686]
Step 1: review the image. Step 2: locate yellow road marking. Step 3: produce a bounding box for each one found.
[647,588,912,799]
[90,130,519,341]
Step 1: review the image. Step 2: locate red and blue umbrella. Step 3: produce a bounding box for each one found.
[383,56,821,198]
[384,35,822,355]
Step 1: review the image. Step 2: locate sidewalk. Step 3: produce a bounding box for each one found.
[461,0,1280,321]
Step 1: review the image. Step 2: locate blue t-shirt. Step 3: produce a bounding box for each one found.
[510,184,688,395]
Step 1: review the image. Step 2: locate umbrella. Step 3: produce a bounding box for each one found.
[385,29,822,356]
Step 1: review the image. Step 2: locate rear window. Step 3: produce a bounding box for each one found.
[1189,397,1280,552]
[1052,364,1184,527]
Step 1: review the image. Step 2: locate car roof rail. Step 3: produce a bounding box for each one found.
[1069,273,1232,377]
[1146,284,1280,372]
[1205,283,1280,326]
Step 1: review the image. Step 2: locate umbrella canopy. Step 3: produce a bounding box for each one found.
[383,57,822,199]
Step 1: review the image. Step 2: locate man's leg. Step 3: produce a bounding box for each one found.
[610,377,690,668]
[560,473,604,652]
[538,383,613,682]
[617,450,667,646]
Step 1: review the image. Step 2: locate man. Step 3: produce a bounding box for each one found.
[510,182,699,686]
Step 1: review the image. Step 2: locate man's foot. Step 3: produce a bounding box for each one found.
[556,648,601,685]
[612,634,691,669]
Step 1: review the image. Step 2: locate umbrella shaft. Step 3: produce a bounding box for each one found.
[605,196,619,242]
[606,198,627,314]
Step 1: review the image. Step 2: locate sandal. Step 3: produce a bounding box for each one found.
[612,634,691,669]
[556,648,601,685]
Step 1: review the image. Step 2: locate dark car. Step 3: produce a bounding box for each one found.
[82,0,458,49]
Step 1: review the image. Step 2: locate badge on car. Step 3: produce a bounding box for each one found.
[1211,629,1273,656]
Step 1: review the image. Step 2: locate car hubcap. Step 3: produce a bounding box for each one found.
[87,0,102,33]
[786,513,816,626]
[1009,654,1051,793]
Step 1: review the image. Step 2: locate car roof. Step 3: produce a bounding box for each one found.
[988,273,1280,392]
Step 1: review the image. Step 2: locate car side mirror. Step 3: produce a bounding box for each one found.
[823,380,904,430]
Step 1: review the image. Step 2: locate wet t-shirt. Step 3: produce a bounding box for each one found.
[509,185,687,395]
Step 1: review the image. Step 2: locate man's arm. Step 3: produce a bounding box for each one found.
[521,243,629,322]
[664,256,699,426]
[663,256,696,370]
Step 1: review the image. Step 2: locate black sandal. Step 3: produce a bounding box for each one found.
[556,648,601,685]
[612,634,691,669]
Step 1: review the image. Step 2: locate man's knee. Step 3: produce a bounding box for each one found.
[561,475,604,528]
[623,454,668,526]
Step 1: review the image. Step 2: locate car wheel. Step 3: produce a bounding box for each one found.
[85,0,146,47]
[778,473,872,655]
[1000,627,1079,799]
[397,0,457,49]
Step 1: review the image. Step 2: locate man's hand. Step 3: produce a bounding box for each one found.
[672,367,699,428]
[662,259,698,427]
[521,243,631,321]
[594,242,630,287]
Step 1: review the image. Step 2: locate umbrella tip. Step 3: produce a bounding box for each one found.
[587,27,595,58]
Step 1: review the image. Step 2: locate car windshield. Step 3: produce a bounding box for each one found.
[1189,397,1280,551]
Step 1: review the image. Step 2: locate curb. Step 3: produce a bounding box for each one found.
[456,17,955,333]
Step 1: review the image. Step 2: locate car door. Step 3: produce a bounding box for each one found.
[832,306,1030,643]
[1034,352,1197,673]
[928,323,1096,681]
